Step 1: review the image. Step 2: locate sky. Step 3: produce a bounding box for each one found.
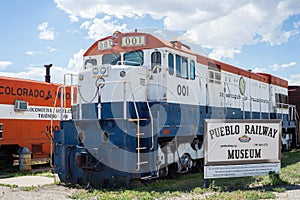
[0,0,300,85]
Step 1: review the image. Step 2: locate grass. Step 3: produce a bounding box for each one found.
[0,183,18,188]
[67,149,300,200]
[0,168,55,179]
[1,149,300,199]
[280,149,300,185]
[22,185,37,191]
[205,190,276,200]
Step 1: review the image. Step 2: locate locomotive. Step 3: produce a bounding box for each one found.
[54,31,299,186]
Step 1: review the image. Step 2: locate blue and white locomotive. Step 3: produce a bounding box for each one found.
[54,31,298,186]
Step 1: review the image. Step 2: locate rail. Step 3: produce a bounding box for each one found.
[116,60,142,66]
[95,80,135,119]
[144,64,163,150]
[49,73,78,167]
[275,103,297,121]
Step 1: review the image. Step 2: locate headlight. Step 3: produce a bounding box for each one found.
[120,71,126,77]
[92,67,99,75]
[79,74,84,81]
[100,67,107,74]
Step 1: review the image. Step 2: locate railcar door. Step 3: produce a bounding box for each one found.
[147,50,166,101]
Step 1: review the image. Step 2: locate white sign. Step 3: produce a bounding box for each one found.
[122,36,146,47]
[204,119,281,179]
[204,163,281,179]
[0,104,72,120]
[98,39,113,50]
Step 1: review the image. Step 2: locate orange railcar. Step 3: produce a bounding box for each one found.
[0,76,72,165]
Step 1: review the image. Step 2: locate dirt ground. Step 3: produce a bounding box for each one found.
[1,177,300,200]
[0,184,81,200]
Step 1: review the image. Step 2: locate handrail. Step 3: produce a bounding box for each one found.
[116,60,142,66]
[146,101,154,150]
[50,73,78,167]
[144,65,163,150]
[127,81,146,171]
[127,82,140,119]
[64,73,78,106]
[64,73,78,86]
[49,85,64,168]
[96,80,139,119]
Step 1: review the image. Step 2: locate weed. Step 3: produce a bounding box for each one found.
[272,187,286,193]
[205,190,275,200]
[192,187,205,194]
[22,185,37,191]
[268,171,287,186]
[0,183,18,188]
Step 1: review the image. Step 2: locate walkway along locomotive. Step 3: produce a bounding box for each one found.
[0,72,73,167]
[54,31,299,186]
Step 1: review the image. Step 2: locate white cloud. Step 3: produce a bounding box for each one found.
[80,16,127,40]
[50,66,77,83]
[67,49,86,71]
[269,61,296,71]
[47,46,58,53]
[54,0,145,19]
[0,65,76,84]
[208,48,241,60]
[252,67,267,73]
[54,0,300,60]
[0,61,13,70]
[288,74,300,85]
[26,51,43,56]
[80,21,90,29]
[0,50,86,84]
[0,67,43,80]
[38,22,55,40]
[69,14,79,22]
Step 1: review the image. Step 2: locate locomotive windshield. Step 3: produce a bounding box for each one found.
[101,50,144,66]
[102,53,121,65]
[124,50,143,66]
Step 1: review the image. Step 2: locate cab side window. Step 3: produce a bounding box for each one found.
[168,52,195,80]
[151,51,161,73]
[168,53,174,75]
[176,55,181,77]
[190,60,195,80]
[181,57,188,79]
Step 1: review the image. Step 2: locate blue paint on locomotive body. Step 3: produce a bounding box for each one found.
[75,101,288,137]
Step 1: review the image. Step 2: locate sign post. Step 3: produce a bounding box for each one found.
[204,119,281,180]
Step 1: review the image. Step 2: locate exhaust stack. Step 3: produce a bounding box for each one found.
[44,64,52,83]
